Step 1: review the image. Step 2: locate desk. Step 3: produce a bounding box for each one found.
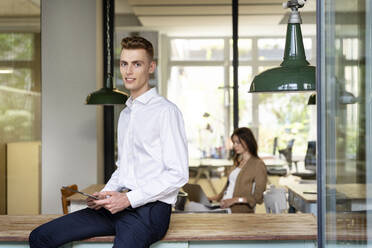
[329,184,369,212]
[67,184,105,213]
[285,183,372,215]
[285,183,317,215]
[0,214,318,247]
[262,157,287,167]
[262,157,288,177]
[189,159,233,195]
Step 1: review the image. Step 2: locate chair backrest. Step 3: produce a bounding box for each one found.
[278,139,295,165]
[61,184,78,214]
[286,139,295,149]
[304,141,316,171]
[272,137,278,155]
[264,186,287,214]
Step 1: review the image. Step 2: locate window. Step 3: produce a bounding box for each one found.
[171,39,224,61]
[0,33,41,143]
[168,66,225,158]
[167,37,315,159]
[168,38,227,159]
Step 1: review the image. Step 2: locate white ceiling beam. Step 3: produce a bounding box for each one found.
[128,0,284,6]
[132,5,287,16]
[138,15,283,26]
[0,0,40,16]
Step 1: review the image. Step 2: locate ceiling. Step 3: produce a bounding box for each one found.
[0,0,40,32]
[0,0,40,16]
[0,0,317,36]
[117,0,317,36]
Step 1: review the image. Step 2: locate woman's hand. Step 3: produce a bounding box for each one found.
[220,198,237,208]
[208,195,218,202]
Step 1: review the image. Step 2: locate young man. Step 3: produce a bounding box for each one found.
[29,36,189,248]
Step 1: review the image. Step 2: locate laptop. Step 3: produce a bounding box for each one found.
[182,183,220,209]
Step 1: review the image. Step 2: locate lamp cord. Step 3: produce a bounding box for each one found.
[106,0,111,76]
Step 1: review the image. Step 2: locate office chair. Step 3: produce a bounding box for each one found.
[264,185,287,214]
[272,137,278,155]
[291,141,317,180]
[61,184,78,214]
[278,139,296,171]
[304,141,316,172]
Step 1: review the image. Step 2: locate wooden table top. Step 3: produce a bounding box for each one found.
[67,184,105,202]
[326,212,368,241]
[330,184,366,200]
[166,213,316,241]
[0,214,317,242]
[188,156,287,168]
[285,183,317,203]
[284,182,368,204]
[189,158,233,167]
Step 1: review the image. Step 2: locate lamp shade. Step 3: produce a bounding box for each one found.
[307,93,316,105]
[86,77,128,105]
[86,87,128,105]
[339,91,358,105]
[249,23,315,93]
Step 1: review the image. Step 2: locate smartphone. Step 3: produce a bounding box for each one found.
[62,186,99,200]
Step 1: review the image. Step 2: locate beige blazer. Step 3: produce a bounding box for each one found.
[217,156,267,213]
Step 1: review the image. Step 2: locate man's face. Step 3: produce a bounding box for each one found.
[119,48,155,96]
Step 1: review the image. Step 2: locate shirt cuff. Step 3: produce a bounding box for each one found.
[126,189,145,208]
[101,185,120,192]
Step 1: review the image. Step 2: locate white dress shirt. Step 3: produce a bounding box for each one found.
[102,88,189,208]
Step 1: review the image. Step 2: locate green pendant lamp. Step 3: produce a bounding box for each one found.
[86,77,128,105]
[249,0,315,93]
[308,93,316,105]
[86,0,128,105]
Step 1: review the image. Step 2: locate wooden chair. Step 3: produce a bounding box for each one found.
[61,184,78,214]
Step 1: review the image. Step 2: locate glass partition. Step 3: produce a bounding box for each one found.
[0,2,41,215]
[319,0,371,245]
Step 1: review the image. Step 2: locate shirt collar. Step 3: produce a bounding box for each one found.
[125,88,158,108]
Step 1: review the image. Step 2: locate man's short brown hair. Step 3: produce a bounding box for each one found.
[121,36,154,60]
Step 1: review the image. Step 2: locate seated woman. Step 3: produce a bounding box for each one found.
[209,127,267,213]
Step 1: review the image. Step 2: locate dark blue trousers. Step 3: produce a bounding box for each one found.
[29,201,171,248]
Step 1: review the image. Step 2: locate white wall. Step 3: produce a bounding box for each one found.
[41,0,99,214]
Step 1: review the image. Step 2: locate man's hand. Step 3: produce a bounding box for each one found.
[86,192,106,210]
[93,191,131,214]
